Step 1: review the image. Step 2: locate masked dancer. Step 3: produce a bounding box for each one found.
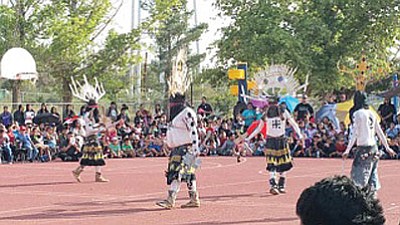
[156,49,201,209]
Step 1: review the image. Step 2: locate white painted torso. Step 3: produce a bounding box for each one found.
[166,107,197,148]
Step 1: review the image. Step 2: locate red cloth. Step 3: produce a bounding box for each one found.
[246,120,267,138]
[335,143,347,153]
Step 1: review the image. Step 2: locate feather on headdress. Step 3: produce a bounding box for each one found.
[168,48,190,97]
[254,64,308,96]
[69,75,106,103]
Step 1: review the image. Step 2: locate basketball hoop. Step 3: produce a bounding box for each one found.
[15,72,38,85]
[1,48,38,84]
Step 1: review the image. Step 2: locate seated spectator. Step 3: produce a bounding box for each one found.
[327,123,337,137]
[43,126,58,156]
[317,122,328,137]
[0,127,13,164]
[131,135,144,157]
[217,133,236,156]
[148,133,165,157]
[8,124,16,155]
[149,121,159,136]
[50,107,61,125]
[218,130,227,148]
[335,136,347,156]
[139,104,151,127]
[233,115,245,134]
[31,127,51,162]
[387,138,399,159]
[117,106,131,125]
[219,121,233,137]
[251,134,265,156]
[153,103,164,121]
[133,122,143,136]
[338,121,349,137]
[59,131,81,161]
[142,134,156,157]
[72,119,85,148]
[289,131,305,157]
[109,137,122,158]
[158,114,168,135]
[106,102,119,122]
[296,176,385,225]
[385,122,398,139]
[16,126,38,162]
[121,136,135,158]
[321,135,336,157]
[307,133,324,157]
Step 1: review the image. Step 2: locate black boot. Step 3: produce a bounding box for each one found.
[278,177,286,194]
[269,178,279,195]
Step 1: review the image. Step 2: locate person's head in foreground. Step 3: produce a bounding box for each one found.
[296,175,385,225]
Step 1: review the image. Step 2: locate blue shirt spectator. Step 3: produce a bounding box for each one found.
[16,126,38,161]
[241,103,256,128]
[16,129,33,149]
[0,106,13,128]
[385,122,398,139]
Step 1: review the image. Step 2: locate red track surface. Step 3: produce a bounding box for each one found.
[0,157,398,225]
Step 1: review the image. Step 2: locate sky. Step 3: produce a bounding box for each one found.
[110,0,228,68]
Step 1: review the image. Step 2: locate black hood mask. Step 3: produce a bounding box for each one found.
[349,91,368,124]
[169,93,187,121]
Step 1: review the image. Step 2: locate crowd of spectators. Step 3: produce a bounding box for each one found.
[0,93,398,164]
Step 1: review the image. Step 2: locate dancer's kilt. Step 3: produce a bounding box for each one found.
[265,136,293,172]
[80,135,105,166]
[165,145,196,185]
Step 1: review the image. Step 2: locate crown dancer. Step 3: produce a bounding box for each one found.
[156,49,201,209]
[70,76,109,183]
[245,98,304,195]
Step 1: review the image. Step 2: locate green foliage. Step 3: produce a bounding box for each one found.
[195,67,228,89]
[214,0,400,95]
[0,0,144,103]
[143,0,208,99]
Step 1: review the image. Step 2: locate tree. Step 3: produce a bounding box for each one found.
[143,0,208,103]
[214,0,400,95]
[35,0,141,102]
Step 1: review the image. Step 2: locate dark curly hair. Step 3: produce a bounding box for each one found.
[296,175,385,225]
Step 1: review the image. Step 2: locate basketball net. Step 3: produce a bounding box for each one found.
[15,73,38,85]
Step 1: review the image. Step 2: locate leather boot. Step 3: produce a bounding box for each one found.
[156,191,177,209]
[95,172,109,182]
[181,191,200,208]
[72,166,84,182]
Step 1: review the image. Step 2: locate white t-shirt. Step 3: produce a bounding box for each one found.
[346,108,389,150]
[25,111,35,124]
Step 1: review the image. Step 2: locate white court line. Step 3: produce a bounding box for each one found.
[386,205,399,212]
[0,159,239,180]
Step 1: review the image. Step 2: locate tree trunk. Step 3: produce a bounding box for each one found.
[62,76,72,103]
[62,76,72,118]
[12,80,21,110]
